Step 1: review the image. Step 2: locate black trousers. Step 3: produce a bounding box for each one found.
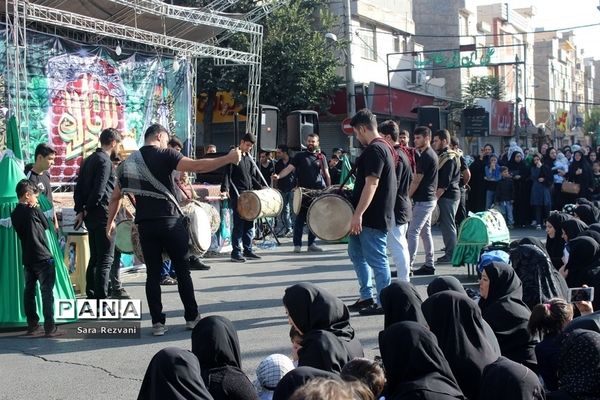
[24,259,56,332]
[85,223,114,299]
[138,217,198,325]
[455,187,468,229]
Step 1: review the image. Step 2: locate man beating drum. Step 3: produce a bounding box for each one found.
[272,133,331,253]
[221,133,265,263]
[106,124,241,336]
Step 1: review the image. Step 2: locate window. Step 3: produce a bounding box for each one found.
[359,22,376,60]
[394,35,401,53]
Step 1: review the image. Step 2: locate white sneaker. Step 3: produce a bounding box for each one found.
[186,314,202,330]
[152,323,168,336]
[308,244,323,252]
[293,246,301,253]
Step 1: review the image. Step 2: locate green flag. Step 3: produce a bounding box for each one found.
[5,115,23,160]
[339,155,354,189]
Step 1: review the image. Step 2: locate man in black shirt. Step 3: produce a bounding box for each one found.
[74,128,121,300]
[259,150,275,187]
[11,180,61,337]
[380,120,413,282]
[107,124,241,336]
[408,126,439,276]
[273,144,295,236]
[222,133,263,263]
[347,109,397,316]
[25,143,58,231]
[273,133,331,252]
[450,136,471,229]
[432,129,461,264]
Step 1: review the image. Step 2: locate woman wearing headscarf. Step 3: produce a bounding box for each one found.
[561,219,589,242]
[510,238,569,309]
[561,237,600,310]
[574,204,598,225]
[138,347,214,400]
[566,150,594,202]
[191,316,258,400]
[508,151,531,227]
[380,281,426,329]
[272,366,340,400]
[479,357,545,400]
[479,262,538,371]
[426,276,467,296]
[422,291,501,400]
[548,330,600,400]
[580,229,600,245]
[530,153,553,229]
[468,143,495,213]
[282,283,363,373]
[546,213,572,270]
[378,321,466,400]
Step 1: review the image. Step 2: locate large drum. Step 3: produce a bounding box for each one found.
[237,188,283,221]
[193,200,221,234]
[292,187,323,215]
[307,194,355,241]
[182,202,212,255]
[115,220,135,254]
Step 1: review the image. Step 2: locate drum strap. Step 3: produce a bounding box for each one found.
[133,151,185,218]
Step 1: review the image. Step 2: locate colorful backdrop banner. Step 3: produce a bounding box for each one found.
[0,28,191,182]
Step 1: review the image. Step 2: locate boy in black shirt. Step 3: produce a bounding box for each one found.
[10,179,60,337]
[25,143,58,231]
[494,167,515,228]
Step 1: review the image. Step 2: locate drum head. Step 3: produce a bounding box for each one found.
[115,220,134,254]
[186,204,212,253]
[307,194,354,241]
[237,191,260,221]
[195,201,221,234]
[292,187,302,215]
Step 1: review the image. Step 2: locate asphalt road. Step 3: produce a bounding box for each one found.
[0,227,545,400]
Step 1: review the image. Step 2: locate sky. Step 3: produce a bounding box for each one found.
[472,0,600,59]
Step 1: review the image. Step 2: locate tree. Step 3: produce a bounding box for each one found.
[462,76,505,107]
[259,0,342,118]
[195,0,341,145]
[584,107,600,135]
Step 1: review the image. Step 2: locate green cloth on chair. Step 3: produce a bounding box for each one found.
[452,209,510,267]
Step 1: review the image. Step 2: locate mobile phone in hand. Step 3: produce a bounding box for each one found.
[568,287,595,303]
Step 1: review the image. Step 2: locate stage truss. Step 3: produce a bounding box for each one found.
[3,0,278,159]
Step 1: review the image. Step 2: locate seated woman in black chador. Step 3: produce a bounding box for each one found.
[283,282,363,374]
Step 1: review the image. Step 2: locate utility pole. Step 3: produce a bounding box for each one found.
[343,0,355,152]
[515,54,520,138]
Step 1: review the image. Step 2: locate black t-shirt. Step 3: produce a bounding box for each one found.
[329,161,342,185]
[412,146,439,202]
[25,166,53,202]
[394,145,413,225]
[259,161,274,187]
[437,148,461,200]
[274,158,295,192]
[290,151,327,189]
[134,146,183,223]
[11,204,52,266]
[352,141,397,231]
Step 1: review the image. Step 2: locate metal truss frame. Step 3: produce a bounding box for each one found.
[5,0,30,159]
[108,0,262,35]
[203,0,239,13]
